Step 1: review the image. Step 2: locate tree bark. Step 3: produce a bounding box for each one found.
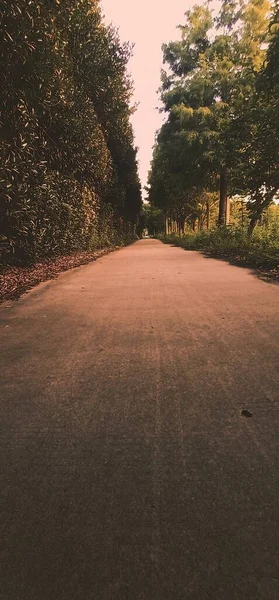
[248,189,276,237]
[248,216,258,237]
[218,167,228,225]
[206,201,210,230]
[226,196,230,224]
[179,220,185,236]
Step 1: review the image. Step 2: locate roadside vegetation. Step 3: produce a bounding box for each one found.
[0,0,142,268]
[146,0,279,276]
[158,201,279,277]
[159,226,279,278]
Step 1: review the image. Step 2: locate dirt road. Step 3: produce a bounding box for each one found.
[1,239,278,599]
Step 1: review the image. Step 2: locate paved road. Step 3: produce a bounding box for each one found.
[1,239,279,600]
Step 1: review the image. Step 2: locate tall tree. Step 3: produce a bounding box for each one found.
[0,0,141,261]
[149,0,271,229]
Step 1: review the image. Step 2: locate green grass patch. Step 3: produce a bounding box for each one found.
[159,227,279,272]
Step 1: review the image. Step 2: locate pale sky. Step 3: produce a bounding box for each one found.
[101,1,196,194]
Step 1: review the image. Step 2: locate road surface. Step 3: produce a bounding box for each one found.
[1,239,279,599]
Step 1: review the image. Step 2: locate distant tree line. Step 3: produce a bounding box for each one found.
[148,0,279,236]
[0,0,142,262]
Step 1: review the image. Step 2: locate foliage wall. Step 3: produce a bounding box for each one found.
[0,0,142,262]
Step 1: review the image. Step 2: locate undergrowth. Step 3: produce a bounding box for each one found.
[159,227,279,272]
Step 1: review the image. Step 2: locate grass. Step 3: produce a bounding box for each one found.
[159,227,279,278]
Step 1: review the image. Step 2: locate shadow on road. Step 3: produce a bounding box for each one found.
[168,244,279,285]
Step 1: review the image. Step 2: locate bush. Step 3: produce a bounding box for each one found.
[159,226,279,270]
[0,1,141,265]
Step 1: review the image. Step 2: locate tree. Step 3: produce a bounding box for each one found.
[138,203,165,237]
[149,0,271,230]
[225,1,279,233]
[0,0,141,261]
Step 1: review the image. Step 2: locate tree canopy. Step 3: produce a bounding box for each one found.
[148,0,278,234]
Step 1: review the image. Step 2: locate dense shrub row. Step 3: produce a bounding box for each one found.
[0,1,142,263]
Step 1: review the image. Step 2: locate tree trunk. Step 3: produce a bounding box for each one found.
[218,167,228,225]
[206,201,210,230]
[247,190,275,237]
[192,218,197,232]
[248,216,258,237]
[226,196,230,224]
[179,220,184,237]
